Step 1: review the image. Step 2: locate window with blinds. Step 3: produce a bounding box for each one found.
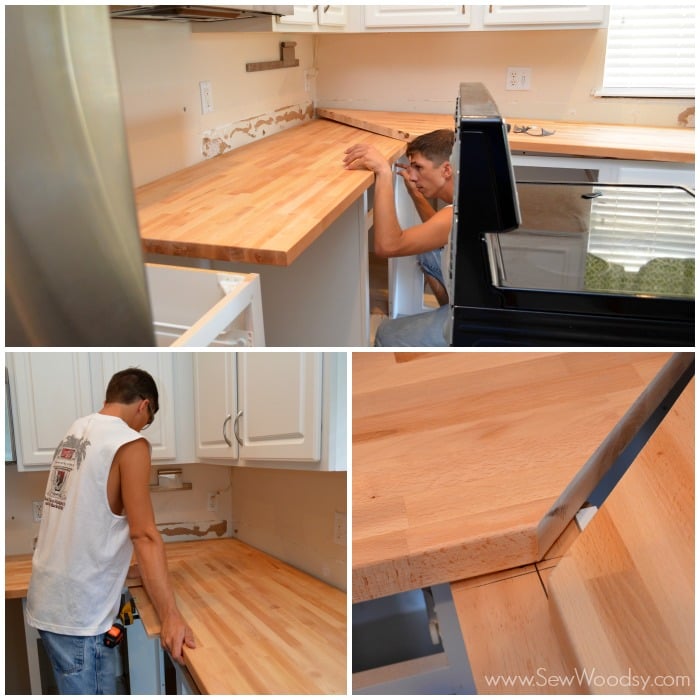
[601,4,695,97]
[587,187,695,273]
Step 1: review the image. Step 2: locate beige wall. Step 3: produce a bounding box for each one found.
[111,21,315,185]
[4,462,234,555]
[111,21,693,188]
[313,29,693,127]
[230,467,347,591]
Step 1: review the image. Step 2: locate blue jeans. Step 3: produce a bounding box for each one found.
[374,304,451,347]
[416,248,446,290]
[39,629,117,694]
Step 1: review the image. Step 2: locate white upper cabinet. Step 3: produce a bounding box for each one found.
[361,4,607,30]
[94,353,177,462]
[483,5,608,28]
[364,5,471,28]
[8,353,93,471]
[275,4,318,25]
[7,352,179,470]
[236,352,322,462]
[274,4,347,31]
[316,4,348,27]
[193,352,238,461]
[193,352,334,468]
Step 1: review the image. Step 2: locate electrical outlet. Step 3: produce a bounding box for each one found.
[505,67,532,91]
[199,81,214,114]
[333,511,346,546]
[207,492,217,512]
[32,500,43,522]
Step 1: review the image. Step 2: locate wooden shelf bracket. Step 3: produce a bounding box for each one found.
[246,42,300,72]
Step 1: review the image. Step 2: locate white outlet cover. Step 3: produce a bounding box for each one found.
[506,67,532,91]
[199,81,214,114]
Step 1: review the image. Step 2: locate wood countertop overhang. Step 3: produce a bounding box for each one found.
[6,538,346,695]
[351,351,693,603]
[136,119,405,265]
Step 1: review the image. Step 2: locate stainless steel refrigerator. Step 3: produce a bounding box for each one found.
[6,5,155,346]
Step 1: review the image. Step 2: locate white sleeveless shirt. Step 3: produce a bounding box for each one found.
[26,413,145,635]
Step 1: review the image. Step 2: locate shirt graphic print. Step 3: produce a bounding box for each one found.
[44,434,91,512]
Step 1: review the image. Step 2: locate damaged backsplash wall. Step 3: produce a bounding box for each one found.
[111,21,315,186]
[4,462,235,556]
[6,463,347,591]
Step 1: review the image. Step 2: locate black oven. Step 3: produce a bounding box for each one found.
[447,83,694,347]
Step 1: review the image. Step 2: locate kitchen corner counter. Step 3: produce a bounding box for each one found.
[317,107,695,163]
[6,538,347,695]
[136,119,405,266]
[130,539,346,695]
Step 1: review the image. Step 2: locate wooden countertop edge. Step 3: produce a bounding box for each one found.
[352,352,694,603]
[534,351,695,555]
[317,108,694,163]
[140,170,379,267]
[137,120,406,266]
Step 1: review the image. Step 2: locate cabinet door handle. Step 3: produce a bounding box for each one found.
[233,409,244,447]
[222,414,232,447]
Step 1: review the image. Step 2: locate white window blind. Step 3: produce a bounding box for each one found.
[601,4,695,97]
[588,187,695,272]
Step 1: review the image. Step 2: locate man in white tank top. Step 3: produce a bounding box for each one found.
[344,129,455,346]
[26,368,195,694]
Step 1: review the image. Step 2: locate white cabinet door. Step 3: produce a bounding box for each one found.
[9,353,93,470]
[317,5,347,27]
[193,352,238,461]
[275,5,317,25]
[483,5,607,27]
[96,353,177,462]
[236,353,322,462]
[364,5,471,27]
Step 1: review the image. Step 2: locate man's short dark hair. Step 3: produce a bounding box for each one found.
[105,368,159,415]
[406,129,455,167]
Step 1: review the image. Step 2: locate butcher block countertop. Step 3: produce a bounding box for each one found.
[6,539,346,695]
[548,378,694,692]
[317,108,695,163]
[352,351,693,603]
[136,119,404,265]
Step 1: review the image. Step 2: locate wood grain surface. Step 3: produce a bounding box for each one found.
[129,539,346,695]
[453,564,583,694]
[6,539,346,695]
[135,119,405,265]
[548,378,694,694]
[317,108,695,163]
[5,554,33,599]
[352,351,692,602]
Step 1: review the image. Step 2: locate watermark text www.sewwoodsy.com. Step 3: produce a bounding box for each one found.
[483,667,692,691]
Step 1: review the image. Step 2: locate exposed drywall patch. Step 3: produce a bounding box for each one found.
[158,519,227,540]
[677,107,695,128]
[202,101,314,158]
